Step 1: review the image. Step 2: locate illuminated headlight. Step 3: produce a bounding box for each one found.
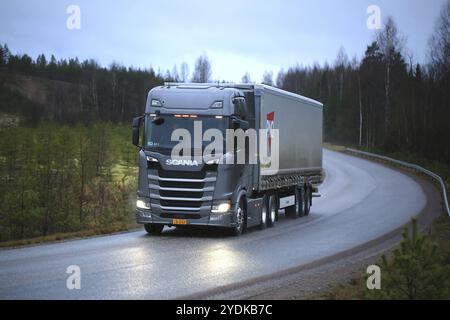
[151,99,162,107]
[146,156,159,162]
[211,201,231,214]
[136,198,151,210]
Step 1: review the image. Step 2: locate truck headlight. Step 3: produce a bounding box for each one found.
[146,156,159,163]
[137,197,151,210]
[211,201,231,213]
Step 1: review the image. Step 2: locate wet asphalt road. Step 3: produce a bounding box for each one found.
[0,149,426,299]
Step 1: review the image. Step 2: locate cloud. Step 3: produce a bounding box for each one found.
[0,0,446,81]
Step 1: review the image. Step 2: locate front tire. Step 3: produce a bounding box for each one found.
[230,196,246,236]
[144,223,164,235]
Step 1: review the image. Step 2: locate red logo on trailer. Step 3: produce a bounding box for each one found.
[266,112,275,155]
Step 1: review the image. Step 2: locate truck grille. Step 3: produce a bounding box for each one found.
[147,162,217,216]
[159,180,204,189]
[160,199,204,208]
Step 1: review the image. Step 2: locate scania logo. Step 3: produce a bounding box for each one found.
[166,159,199,166]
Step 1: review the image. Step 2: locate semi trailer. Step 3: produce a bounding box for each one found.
[132,83,323,236]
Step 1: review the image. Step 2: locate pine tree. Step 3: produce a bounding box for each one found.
[367,219,450,299]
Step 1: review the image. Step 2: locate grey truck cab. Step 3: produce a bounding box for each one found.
[132,83,323,236]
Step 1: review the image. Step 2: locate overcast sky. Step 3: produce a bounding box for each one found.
[0,0,446,82]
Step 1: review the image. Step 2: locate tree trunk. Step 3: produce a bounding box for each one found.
[384,62,391,140]
[358,72,363,147]
[79,135,85,225]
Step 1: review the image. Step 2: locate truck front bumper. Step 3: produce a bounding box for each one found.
[135,209,236,228]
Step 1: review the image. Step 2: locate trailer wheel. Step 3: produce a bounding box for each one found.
[298,188,307,217]
[286,188,303,218]
[144,224,164,235]
[259,195,268,230]
[304,186,311,216]
[267,194,276,228]
[275,195,280,221]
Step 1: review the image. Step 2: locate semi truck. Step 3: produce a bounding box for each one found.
[132,83,323,236]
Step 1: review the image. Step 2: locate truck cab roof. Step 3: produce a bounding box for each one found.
[145,83,323,116]
[146,84,244,116]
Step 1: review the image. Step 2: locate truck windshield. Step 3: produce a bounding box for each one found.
[144,114,227,154]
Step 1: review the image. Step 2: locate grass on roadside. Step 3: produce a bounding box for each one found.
[323,142,346,152]
[0,222,140,249]
[315,215,450,300]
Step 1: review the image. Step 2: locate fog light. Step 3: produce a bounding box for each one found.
[137,198,151,210]
[211,201,231,213]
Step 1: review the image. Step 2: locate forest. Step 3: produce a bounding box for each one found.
[0,124,137,241]
[0,3,449,242]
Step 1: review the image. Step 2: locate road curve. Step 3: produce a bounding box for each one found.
[0,150,427,299]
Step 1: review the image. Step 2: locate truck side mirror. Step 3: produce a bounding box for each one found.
[132,116,143,147]
[239,119,249,130]
[232,117,240,130]
[232,116,249,130]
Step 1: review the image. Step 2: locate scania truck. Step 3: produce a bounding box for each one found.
[132,83,323,236]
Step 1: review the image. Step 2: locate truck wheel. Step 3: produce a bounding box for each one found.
[267,194,276,228]
[230,196,246,236]
[259,195,268,230]
[275,196,280,221]
[144,224,164,235]
[286,188,302,218]
[299,187,305,217]
[304,186,311,216]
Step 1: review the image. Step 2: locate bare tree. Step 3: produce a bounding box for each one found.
[171,64,179,82]
[241,72,251,83]
[180,62,190,82]
[376,16,405,136]
[262,70,274,86]
[276,69,285,88]
[0,44,10,70]
[164,69,172,81]
[428,0,450,80]
[357,69,363,147]
[110,63,119,116]
[191,54,212,83]
[334,46,349,103]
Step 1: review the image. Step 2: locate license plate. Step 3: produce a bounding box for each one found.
[172,218,188,225]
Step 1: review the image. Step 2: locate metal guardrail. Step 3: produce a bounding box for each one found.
[346,148,450,217]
